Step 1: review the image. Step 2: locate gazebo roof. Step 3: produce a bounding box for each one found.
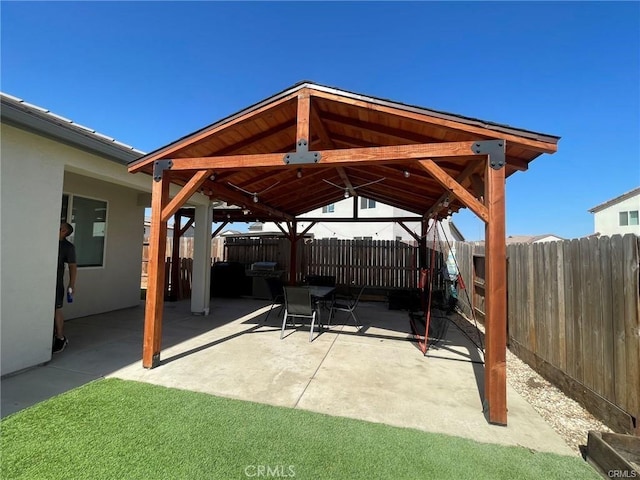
[129,81,559,222]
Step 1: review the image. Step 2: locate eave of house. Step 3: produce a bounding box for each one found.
[1,92,145,164]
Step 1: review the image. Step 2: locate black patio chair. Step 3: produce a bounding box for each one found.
[329,285,366,330]
[263,276,285,324]
[281,286,320,342]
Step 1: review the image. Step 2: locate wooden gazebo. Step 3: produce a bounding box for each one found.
[128,81,559,425]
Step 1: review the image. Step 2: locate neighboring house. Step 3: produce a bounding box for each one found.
[589,187,640,236]
[0,92,211,375]
[251,197,465,243]
[505,234,565,244]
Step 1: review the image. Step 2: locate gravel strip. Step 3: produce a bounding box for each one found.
[448,311,613,456]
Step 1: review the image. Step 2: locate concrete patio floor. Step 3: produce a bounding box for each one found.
[1,297,574,456]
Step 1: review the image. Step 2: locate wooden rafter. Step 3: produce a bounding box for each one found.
[321,110,441,145]
[213,119,296,156]
[309,88,558,154]
[129,90,299,172]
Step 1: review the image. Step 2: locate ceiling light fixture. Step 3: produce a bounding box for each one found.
[227,181,280,205]
[209,173,217,181]
[403,170,410,178]
[297,169,303,179]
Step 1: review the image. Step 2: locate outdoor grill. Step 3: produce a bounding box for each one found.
[246,262,285,299]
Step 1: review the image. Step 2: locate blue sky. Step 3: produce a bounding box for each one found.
[2,1,638,240]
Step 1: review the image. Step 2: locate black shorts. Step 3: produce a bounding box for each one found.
[55,283,65,309]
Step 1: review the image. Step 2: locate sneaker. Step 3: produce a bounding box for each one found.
[52,336,68,354]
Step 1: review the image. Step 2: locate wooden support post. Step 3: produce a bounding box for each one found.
[170,210,182,301]
[143,171,170,368]
[419,219,428,269]
[288,221,298,285]
[484,157,508,425]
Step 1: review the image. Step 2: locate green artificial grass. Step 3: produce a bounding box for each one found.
[1,378,600,480]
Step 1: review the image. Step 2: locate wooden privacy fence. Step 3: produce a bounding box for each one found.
[303,238,420,288]
[455,235,640,434]
[225,237,422,289]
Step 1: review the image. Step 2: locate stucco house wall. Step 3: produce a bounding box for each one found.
[1,122,147,375]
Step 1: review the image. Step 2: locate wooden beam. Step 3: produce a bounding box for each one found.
[337,167,356,197]
[178,217,195,237]
[211,182,293,221]
[506,156,529,171]
[424,160,483,219]
[296,221,316,240]
[418,160,489,222]
[297,90,311,144]
[161,170,212,223]
[484,158,508,425]
[211,221,228,238]
[397,221,421,242]
[143,173,170,368]
[166,141,479,171]
[275,222,288,237]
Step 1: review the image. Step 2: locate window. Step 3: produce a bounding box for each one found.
[360,198,376,209]
[620,210,639,226]
[61,194,107,267]
[322,204,335,213]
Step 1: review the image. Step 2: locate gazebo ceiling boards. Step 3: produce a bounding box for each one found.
[128,81,560,427]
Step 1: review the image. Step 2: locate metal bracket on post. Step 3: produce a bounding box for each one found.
[471,140,506,170]
[283,139,321,165]
[153,159,173,182]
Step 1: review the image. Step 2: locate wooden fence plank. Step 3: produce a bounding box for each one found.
[556,241,567,371]
[572,239,585,384]
[592,236,606,395]
[599,236,615,402]
[563,240,576,379]
[610,235,627,410]
[622,234,640,422]
[580,237,594,390]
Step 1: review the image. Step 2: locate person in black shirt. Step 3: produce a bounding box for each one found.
[54,222,77,353]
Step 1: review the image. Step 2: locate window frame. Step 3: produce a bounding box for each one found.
[322,204,335,214]
[360,198,376,210]
[61,193,108,269]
